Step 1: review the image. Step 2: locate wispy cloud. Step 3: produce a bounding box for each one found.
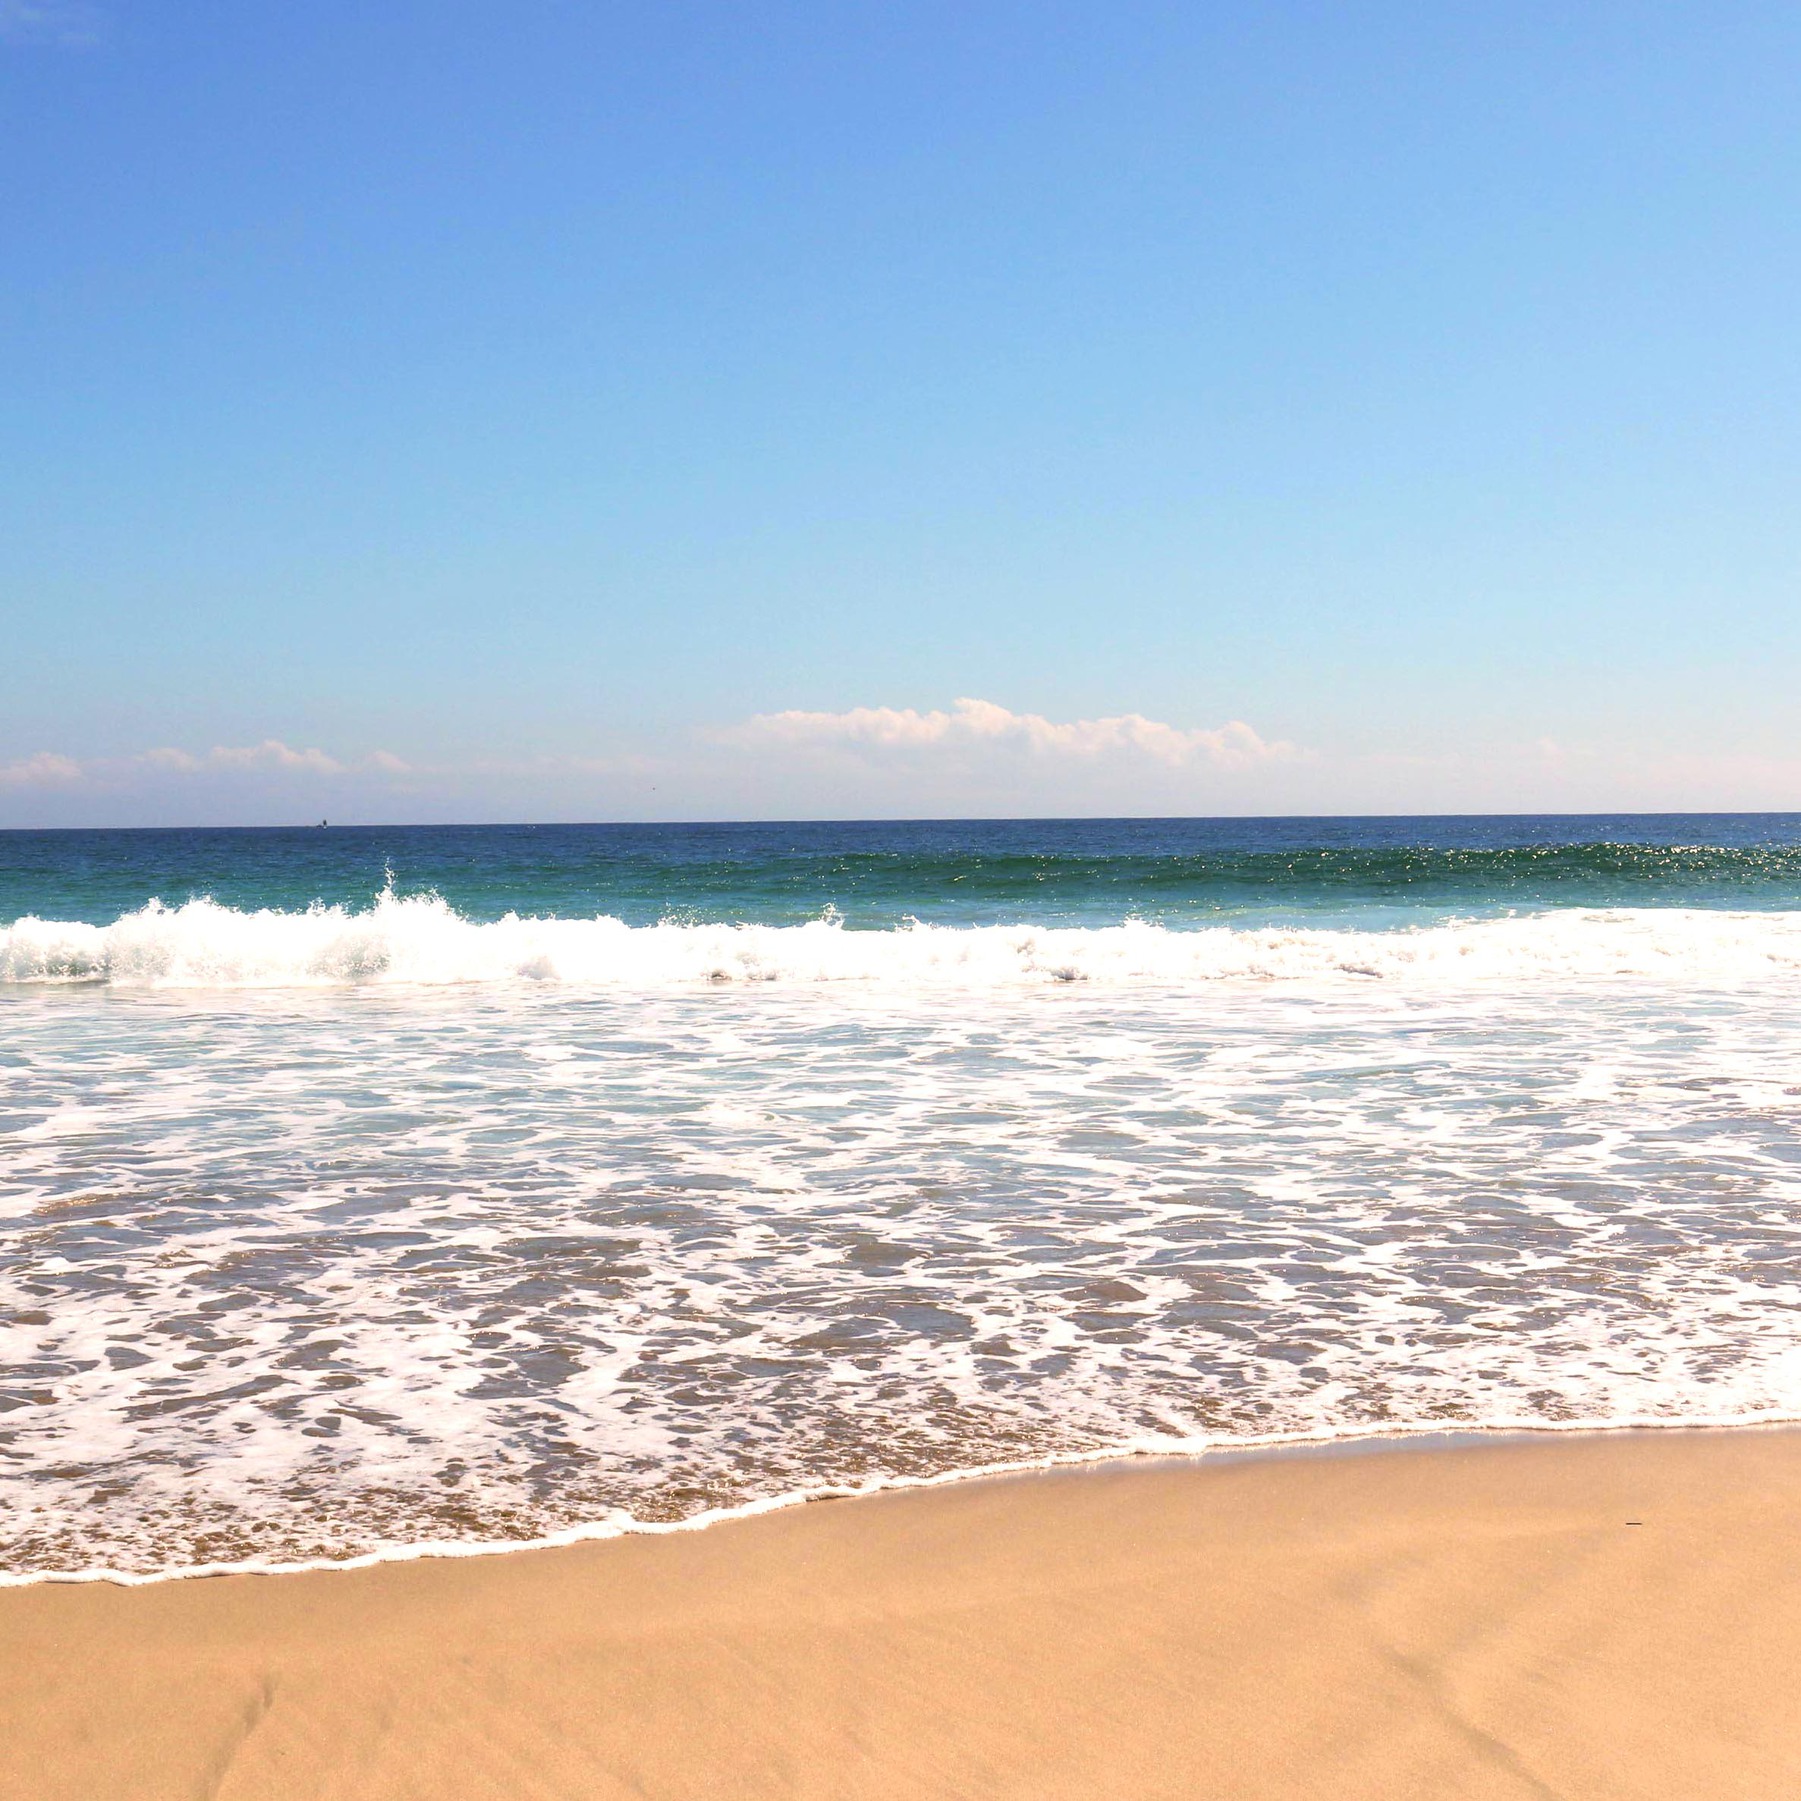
[0,0,105,46]
[7,719,1800,820]
[0,741,403,789]
[154,739,350,776]
[0,751,83,789]
[729,697,1302,769]
[0,740,661,801]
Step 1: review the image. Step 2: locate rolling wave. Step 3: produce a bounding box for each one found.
[5,892,1801,987]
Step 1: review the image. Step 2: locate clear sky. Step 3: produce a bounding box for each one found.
[4,1,1798,824]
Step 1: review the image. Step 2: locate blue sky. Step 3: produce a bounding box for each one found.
[4,1,1798,822]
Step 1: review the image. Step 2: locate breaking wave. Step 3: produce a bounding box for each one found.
[5,892,1801,988]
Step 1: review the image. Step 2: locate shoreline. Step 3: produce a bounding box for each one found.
[13,1410,1801,1589]
[7,1423,1801,1798]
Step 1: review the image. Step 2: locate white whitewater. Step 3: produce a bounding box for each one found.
[6,892,1801,987]
[5,927,1801,1578]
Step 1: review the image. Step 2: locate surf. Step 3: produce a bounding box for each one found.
[5,891,1801,988]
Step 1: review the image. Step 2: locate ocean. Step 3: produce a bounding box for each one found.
[4,815,1801,1581]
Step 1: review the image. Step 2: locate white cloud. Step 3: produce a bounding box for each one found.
[0,742,404,788]
[731,697,1301,769]
[10,715,1795,823]
[202,739,346,775]
[0,751,83,789]
[140,747,203,774]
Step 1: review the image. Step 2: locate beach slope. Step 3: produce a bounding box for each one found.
[4,1428,1800,1800]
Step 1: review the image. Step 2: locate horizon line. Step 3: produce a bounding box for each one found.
[5,808,1801,834]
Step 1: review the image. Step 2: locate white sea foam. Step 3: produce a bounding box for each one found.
[5,894,1801,988]
[12,1416,1789,1591]
[5,970,1801,1580]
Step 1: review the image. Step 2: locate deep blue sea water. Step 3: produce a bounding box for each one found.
[4,816,1801,1580]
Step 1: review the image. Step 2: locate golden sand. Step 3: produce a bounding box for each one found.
[4,1427,1800,1799]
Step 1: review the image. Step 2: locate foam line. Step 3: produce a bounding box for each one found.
[6,894,1801,988]
[9,1410,1799,1589]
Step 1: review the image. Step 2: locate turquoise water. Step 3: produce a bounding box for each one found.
[7,814,1801,931]
[3,815,1801,1580]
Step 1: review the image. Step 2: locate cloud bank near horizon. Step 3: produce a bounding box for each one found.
[1,702,1797,824]
[0,700,1300,800]
[728,698,1301,769]
[0,740,404,791]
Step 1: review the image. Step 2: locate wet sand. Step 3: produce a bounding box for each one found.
[4,1427,1800,1799]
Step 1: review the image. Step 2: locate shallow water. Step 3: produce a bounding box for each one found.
[4,818,1801,1578]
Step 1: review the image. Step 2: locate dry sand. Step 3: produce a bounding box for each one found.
[4,1426,1800,1800]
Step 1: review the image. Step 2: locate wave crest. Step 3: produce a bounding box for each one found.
[5,894,1801,988]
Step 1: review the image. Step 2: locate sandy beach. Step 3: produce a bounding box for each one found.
[3,1427,1799,1800]
[10,0,1799,1790]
